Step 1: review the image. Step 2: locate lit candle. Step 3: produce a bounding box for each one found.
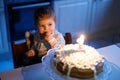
[76,34,85,50]
[77,34,85,45]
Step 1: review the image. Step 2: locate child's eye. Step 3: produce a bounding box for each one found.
[40,25,44,27]
[48,23,52,26]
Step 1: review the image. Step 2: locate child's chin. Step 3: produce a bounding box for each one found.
[39,33,46,39]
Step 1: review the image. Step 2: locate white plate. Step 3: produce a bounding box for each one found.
[42,49,118,80]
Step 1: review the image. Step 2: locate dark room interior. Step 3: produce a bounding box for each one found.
[0,0,120,80]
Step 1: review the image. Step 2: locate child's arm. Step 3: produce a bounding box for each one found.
[25,31,36,57]
[45,31,65,49]
[51,33,65,49]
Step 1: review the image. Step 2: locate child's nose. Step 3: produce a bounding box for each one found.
[44,26,49,31]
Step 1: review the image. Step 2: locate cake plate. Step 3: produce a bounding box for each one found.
[42,49,117,80]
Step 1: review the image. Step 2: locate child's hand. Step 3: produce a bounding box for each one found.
[45,32,57,47]
[26,50,35,57]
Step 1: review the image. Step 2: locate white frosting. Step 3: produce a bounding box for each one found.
[54,44,104,70]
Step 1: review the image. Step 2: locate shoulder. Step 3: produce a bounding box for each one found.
[53,30,63,38]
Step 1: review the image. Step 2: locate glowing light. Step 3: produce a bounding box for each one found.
[76,34,85,45]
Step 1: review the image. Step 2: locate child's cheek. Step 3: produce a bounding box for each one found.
[39,27,44,34]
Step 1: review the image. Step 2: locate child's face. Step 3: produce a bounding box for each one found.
[37,17,55,36]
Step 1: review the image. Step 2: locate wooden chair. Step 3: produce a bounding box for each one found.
[64,33,72,44]
[12,32,72,68]
[12,41,27,68]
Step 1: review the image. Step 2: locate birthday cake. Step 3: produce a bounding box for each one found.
[53,44,104,79]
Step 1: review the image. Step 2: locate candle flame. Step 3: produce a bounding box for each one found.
[76,34,85,44]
